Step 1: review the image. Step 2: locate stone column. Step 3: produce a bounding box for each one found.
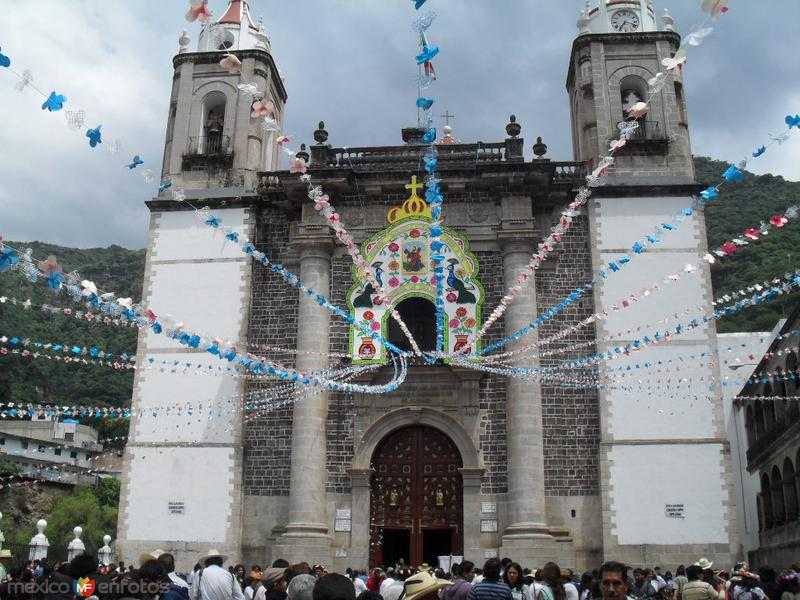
[501,239,548,531]
[273,239,333,565]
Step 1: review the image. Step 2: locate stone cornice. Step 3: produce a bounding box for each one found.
[172,49,288,102]
[566,30,681,88]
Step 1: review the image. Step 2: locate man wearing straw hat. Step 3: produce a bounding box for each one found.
[191,549,245,600]
[397,571,453,600]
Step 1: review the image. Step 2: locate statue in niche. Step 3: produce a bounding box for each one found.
[206,109,225,153]
[435,486,445,507]
[389,487,399,507]
[621,89,643,121]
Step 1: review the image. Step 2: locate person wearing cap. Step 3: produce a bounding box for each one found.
[191,550,246,600]
[401,571,453,600]
[0,549,11,583]
[255,568,288,600]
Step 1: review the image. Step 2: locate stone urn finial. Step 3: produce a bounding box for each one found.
[533,136,548,159]
[67,525,86,560]
[506,114,521,138]
[661,8,674,31]
[314,121,329,145]
[296,143,310,163]
[178,30,191,54]
[98,534,113,566]
[29,519,49,561]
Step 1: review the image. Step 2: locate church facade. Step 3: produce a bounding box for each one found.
[118,0,738,571]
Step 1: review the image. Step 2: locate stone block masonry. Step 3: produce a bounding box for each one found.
[535,215,600,496]
[244,207,298,497]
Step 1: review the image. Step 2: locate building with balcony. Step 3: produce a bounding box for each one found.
[0,417,106,486]
[736,303,800,568]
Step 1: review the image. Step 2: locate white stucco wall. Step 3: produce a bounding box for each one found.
[120,206,251,552]
[605,342,719,440]
[608,443,729,544]
[592,195,734,553]
[124,445,236,542]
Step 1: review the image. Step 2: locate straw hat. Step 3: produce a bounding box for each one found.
[695,558,714,570]
[139,549,165,566]
[418,564,433,573]
[403,571,452,600]
[0,549,12,559]
[198,549,229,566]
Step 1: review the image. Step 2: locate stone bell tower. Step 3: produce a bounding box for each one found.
[161,0,287,192]
[566,1,738,566]
[117,0,288,569]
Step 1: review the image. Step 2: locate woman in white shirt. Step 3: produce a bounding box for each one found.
[504,562,529,600]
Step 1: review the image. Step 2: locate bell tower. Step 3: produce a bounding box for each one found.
[161,0,287,192]
[567,0,692,183]
[565,1,738,567]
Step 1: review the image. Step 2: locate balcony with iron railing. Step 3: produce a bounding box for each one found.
[615,119,669,153]
[182,135,234,169]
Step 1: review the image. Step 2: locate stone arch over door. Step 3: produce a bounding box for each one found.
[348,408,484,569]
[368,425,463,568]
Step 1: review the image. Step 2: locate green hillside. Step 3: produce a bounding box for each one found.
[0,242,145,408]
[697,156,800,333]
[0,157,798,408]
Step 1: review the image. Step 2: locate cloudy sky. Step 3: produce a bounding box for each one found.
[1,1,798,249]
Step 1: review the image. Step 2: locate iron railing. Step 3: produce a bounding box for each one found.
[185,134,231,155]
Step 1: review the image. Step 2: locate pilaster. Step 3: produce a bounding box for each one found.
[273,233,334,565]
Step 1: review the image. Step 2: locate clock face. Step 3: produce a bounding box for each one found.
[611,9,640,32]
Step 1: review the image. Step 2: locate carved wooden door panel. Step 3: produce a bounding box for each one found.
[369,426,463,567]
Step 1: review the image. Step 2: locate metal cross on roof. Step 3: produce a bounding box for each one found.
[440,110,456,126]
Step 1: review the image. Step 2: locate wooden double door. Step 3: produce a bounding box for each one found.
[369,425,463,568]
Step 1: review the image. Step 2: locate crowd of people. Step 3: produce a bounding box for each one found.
[1,550,800,600]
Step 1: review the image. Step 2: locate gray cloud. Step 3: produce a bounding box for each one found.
[1,0,798,249]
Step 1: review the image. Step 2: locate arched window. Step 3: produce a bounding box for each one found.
[774,369,786,421]
[763,381,776,432]
[200,91,227,155]
[745,405,756,448]
[783,458,798,521]
[772,465,785,526]
[754,401,765,440]
[761,472,774,529]
[786,352,799,397]
[387,297,437,354]
[619,75,649,137]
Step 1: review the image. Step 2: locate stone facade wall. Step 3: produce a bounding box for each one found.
[244,207,297,496]
[535,215,600,496]
[473,250,509,494]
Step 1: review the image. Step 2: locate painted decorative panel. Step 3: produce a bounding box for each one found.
[347,180,485,363]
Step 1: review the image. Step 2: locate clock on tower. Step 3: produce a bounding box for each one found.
[611,9,640,32]
[577,1,658,35]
